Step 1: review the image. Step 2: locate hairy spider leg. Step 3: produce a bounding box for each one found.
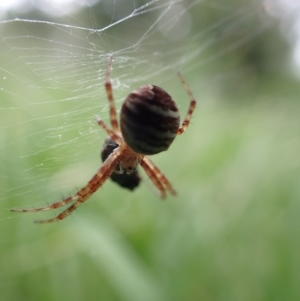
[35,150,120,223]
[105,56,120,133]
[11,194,78,213]
[35,190,94,223]
[142,157,177,196]
[95,115,121,144]
[12,148,121,223]
[140,160,166,198]
[141,157,176,198]
[176,72,197,135]
[142,157,176,196]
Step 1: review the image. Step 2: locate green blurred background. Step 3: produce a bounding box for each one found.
[1,0,300,300]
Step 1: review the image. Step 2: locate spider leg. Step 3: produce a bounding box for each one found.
[105,56,120,133]
[140,160,166,198]
[34,191,93,224]
[34,151,121,223]
[12,148,121,223]
[95,114,121,144]
[11,194,78,213]
[176,72,197,135]
[141,157,176,197]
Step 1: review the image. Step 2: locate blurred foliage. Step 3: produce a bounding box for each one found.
[1,1,300,301]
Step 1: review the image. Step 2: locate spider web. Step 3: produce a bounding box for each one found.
[1,0,300,300]
[0,0,297,216]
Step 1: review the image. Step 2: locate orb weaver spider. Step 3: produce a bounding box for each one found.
[11,57,196,223]
[101,136,141,190]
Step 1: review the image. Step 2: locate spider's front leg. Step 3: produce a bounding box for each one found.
[140,156,176,198]
[11,147,121,223]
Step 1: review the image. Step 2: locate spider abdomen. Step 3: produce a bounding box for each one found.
[120,85,180,155]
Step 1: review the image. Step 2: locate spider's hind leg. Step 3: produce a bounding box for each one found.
[105,56,120,133]
[176,72,196,135]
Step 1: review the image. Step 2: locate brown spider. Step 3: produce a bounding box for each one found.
[11,57,196,223]
[101,137,141,190]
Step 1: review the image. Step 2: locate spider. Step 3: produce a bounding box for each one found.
[101,137,141,190]
[11,57,196,223]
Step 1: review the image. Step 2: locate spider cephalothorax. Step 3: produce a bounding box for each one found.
[11,57,196,223]
[101,137,141,190]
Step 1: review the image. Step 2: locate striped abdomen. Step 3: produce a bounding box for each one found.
[120,85,180,155]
